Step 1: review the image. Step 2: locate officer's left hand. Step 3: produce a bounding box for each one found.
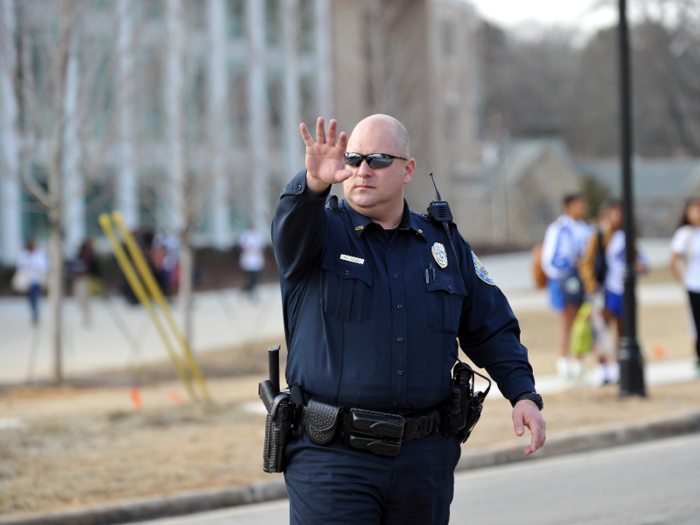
[512,400,546,456]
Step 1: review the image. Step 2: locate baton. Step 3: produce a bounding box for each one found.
[268,344,281,394]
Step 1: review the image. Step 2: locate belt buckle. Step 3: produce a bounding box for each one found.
[346,408,405,457]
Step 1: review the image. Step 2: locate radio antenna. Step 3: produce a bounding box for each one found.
[429,173,442,201]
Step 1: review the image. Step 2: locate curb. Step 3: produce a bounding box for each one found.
[456,409,700,472]
[0,481,287,525]
[2,410,699,525]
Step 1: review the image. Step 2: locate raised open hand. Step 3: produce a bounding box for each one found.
[300,117,352,196]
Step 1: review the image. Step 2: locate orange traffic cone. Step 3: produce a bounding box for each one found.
[169,391,183,405]
[130,387,143,410]
[652,345,667,359]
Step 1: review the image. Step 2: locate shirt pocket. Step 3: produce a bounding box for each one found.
[321,256,373,324]
[426,273,466,334]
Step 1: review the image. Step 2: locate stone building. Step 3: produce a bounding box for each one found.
[577,157,700,237]
[331,0,482,223]
[454,138,581,249]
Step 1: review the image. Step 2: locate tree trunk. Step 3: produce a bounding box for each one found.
[48,222,64,384]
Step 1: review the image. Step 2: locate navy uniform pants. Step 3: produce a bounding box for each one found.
[284,431,462,524]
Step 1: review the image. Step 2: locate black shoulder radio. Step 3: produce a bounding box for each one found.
[427,173,460,272]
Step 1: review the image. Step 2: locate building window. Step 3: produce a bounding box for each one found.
[90,0,109,10]
[81,39,114,139]
[266,0,281,47]
[139,176,161,231]
[300,74,314,126]
[142,0,162,21]
[139,47,163,139]
[268,73,283,147]
[299,0,314,53]
[21,167,49,243]
[228,68,248,144]
[226,0,245,39]
[85,177,114,238]
[187,0,207,30]
[185,58,207,142]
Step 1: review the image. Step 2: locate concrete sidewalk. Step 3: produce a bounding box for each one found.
[0,239,682,385]
[0,284,284,384]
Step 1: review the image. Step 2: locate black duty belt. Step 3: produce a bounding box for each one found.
[300,397,442,457]
[259,358,491,473]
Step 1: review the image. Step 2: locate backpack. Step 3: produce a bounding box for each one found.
[531,243,547,289]
[593,229,607,286]
[570,302,594,356]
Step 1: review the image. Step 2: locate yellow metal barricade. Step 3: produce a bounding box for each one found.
[111,212,211,402]
[99,213,211,402]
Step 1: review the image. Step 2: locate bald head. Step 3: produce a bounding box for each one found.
[348,114,410,158]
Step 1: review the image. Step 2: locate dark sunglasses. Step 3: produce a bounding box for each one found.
[343,152,408,169]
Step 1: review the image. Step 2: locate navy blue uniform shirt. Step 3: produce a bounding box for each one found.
[272,170,535,412]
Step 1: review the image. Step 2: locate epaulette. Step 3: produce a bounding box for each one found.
[325,194,339,212]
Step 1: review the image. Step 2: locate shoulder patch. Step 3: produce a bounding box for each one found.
[472,251,495,285]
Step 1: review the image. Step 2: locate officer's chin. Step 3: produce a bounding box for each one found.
[348,191,378,208]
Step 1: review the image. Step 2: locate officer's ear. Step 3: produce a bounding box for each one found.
[403,158,416,185]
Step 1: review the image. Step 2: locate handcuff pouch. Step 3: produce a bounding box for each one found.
[304,397,342,445]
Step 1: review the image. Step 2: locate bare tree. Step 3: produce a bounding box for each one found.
[159,0,240,349]
[3,0,124,383]
[481,0,700,158]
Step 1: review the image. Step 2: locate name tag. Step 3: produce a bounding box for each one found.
[340,254,364,265]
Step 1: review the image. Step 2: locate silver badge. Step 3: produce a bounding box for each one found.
[431,242,448,269]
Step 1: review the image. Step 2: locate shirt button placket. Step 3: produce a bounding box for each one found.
[388,240,408,406]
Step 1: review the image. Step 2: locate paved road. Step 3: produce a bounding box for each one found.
[130,433,700,525]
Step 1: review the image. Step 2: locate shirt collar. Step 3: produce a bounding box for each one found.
[341,200,426,240]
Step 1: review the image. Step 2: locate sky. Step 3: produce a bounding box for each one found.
[468,0,619,34]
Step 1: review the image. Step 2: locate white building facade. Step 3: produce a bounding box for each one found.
[0,0,485,266]
[0,0,332,265]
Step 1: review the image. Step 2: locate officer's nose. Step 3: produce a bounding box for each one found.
[357,158,373,177]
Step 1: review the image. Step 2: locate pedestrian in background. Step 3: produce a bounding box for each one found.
[581,200,648,385]
[154,231,179,296]
[670,197,700,376]
[71,238,101,327]
[541,194,593,379]
[16,239,48,326]
[237,222,265,297]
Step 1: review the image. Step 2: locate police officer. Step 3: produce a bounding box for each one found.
[272,115,546,524]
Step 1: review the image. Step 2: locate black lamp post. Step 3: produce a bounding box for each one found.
[617,0,646,398]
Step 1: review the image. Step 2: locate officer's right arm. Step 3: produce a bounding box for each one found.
[271,171,330,281]
[272,118,352,281]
